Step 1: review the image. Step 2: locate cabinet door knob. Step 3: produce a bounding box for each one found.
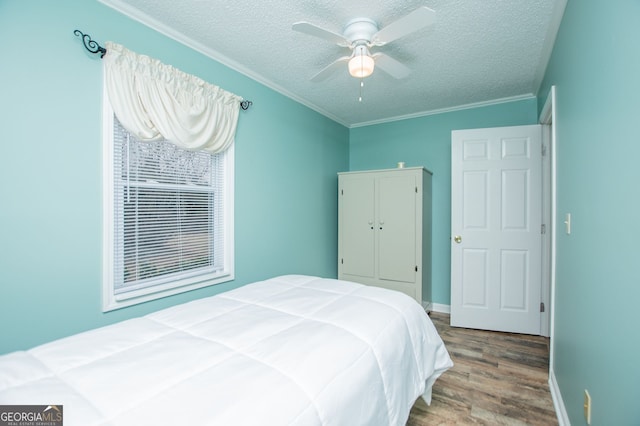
[454,235,462,244]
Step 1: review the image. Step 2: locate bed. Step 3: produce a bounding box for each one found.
[0,275,452,425]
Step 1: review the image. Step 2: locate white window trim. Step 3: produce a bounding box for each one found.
[102,86,234,312]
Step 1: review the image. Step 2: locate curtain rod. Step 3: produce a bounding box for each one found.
[73,30,253,111]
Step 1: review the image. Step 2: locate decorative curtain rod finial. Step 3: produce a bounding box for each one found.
[74,30,106,58]
[240,100,253,111]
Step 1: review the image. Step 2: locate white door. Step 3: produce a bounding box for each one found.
[451,125,542,334]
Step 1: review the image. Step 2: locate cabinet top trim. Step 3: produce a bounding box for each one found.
[338,166,432,176]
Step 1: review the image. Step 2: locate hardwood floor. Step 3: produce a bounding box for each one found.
[408,312,558,425]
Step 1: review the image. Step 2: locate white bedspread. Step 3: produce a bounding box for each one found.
[0,275,452,425]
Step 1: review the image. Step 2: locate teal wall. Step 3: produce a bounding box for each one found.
[538,1,640,424]
[0,1,348,354]
[349,100,538,305]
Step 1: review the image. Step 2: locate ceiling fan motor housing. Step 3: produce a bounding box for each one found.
[343,18,378,45]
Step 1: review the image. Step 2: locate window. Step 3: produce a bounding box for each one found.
[102,102,234,311]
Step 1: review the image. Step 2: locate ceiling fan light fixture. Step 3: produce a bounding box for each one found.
[348,45,375,78]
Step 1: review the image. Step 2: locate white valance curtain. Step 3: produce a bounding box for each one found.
[103,41,242,153]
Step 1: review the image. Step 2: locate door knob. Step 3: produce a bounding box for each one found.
[454,235,462,244]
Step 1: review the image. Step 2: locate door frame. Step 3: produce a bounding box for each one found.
[539,86,557,341]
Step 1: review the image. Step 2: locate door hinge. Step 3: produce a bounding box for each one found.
[415,186,418,193]
[341,189,343,195]
[542,144,547,157]
[541,224,546,234]
[341,258,343,264]
[540,302,545,312]
[415,266,418,272]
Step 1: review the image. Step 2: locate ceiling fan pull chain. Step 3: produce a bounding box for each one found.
[359,79,364,102]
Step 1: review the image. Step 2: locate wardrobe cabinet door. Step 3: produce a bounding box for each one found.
[377,174,417,284]
[339,175,375,279]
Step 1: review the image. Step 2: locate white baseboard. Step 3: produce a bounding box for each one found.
[549,369,570,425]
[430,303,451,314]
[422,302,450,314]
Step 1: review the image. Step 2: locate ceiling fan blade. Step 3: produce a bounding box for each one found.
[292,22,350,46]
[310,56,351,82]
[371,6,435,46]
[372,53,411,79]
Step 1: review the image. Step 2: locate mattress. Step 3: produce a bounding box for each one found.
[0,275,452,425]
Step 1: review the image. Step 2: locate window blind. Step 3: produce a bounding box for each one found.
[112,116,225,295]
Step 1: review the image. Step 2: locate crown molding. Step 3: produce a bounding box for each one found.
[349,94,537,128]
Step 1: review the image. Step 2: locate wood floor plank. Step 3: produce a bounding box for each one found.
[407,312,558,425]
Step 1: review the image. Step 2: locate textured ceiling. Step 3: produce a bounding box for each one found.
[100,0,566,127]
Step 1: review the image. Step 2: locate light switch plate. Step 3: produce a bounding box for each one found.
[584,389,591,424]
[564,213,571,235]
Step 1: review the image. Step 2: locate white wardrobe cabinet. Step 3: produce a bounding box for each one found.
[338,167,432,307]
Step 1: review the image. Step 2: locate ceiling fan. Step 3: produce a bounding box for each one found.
[292,6,435,82]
